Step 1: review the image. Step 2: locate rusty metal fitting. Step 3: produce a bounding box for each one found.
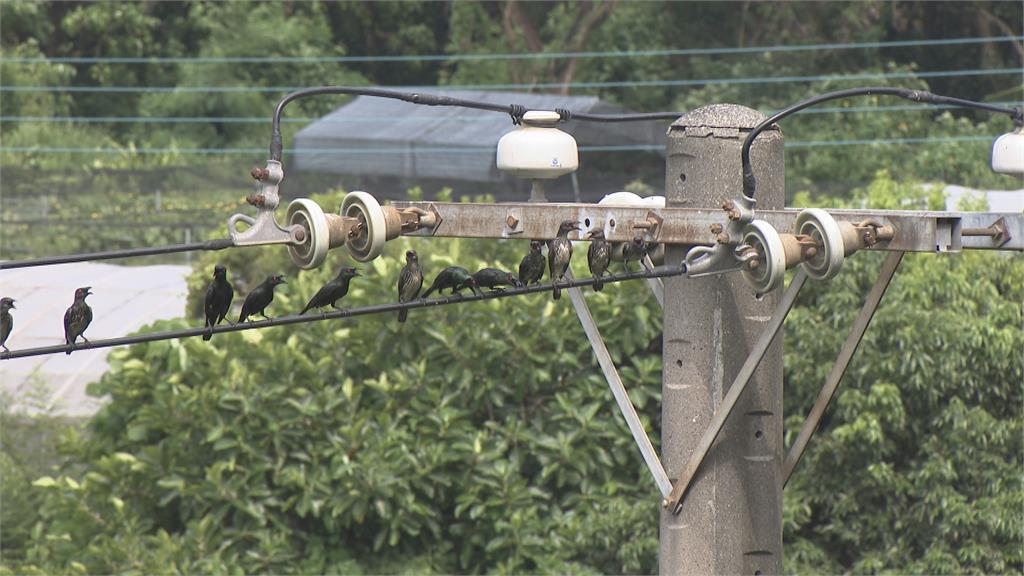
[716,232,731,245]
[722,200,735,212]
[506,214,519,230]
[962,217,1009,246]
[727,209,742,221]
[747,258,761,270]
[246,193,266,207]
[250,167,270,181]
[709,223,724,235]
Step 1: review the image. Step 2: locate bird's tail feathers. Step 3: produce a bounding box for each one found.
[553,285,561,300]
[398,308,408,323]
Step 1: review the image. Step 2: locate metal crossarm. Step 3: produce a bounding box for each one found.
[783,251,904,487]
[664,270,809,514]
[392,201,1024,253]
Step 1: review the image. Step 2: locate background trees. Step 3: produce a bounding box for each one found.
[1,2,1021,573]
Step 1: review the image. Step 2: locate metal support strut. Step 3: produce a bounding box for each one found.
[566,271,674,498]
[783,251,904,486]
[664,269,808,514]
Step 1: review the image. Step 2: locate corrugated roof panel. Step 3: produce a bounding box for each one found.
[293,90,661,181]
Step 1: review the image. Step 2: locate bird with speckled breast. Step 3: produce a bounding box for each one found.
[587,229,611,291]
[397,250,423,323]
[1,297,15,353]
[622,235,651,271]
[548,220,580,300]
[64,287,93,355]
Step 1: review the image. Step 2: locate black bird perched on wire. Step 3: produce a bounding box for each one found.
[623,235,651,271]
[548,220,580,300]
[203,265,234,341]
[421,266,482,298]
[518,240,545,287]
[301,267,359,314]
[397,250,423,323]
[1,297,15,353]
[473,268,522,292]
[64,287,93,355]
[239,275,286,322]
[587,229,611,291]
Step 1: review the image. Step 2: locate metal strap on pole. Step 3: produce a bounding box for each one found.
[665,269,808,514]
[565,271,674,497]
[783,251,904,486]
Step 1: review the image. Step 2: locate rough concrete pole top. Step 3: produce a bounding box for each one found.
[660,104,784,576]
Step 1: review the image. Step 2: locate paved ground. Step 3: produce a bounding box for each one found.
[1,262,191,416]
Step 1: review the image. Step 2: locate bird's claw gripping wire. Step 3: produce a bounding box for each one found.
[228,160,305,247]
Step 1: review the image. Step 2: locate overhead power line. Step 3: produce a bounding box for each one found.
[0,136,998,157]
[0,238,234,270]
[2,35,1020,64]
[3,101,1018,125]
[0,264,687,360]
[3,67,1020,94]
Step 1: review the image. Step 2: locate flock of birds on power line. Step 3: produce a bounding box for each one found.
[0,221,655,355]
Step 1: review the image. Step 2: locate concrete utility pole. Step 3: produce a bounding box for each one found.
[660,105,785,575]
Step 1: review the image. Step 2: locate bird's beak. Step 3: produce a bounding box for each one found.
[585,230,596,239]
[85,288,93,295]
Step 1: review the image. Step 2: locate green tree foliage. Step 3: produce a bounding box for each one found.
[1,3,1022,572]
[9,229,663,574]
[7,179,1022,573]
[783,175,1023,573]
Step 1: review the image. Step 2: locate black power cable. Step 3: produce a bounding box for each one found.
[0,238,233,270]
[0,264,685,360]
[741,86,1024,200]
[269,86,684,161]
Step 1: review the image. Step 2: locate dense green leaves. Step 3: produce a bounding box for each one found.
[1,2,1022,573]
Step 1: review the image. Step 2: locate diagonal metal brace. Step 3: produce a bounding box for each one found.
[642,254,664,308]
[565,271,674,498]
[665,269,808,514]
[783,251,904,487]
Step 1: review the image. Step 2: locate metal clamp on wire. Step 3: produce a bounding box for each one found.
[228,160,305,247]
[684,196,759,278]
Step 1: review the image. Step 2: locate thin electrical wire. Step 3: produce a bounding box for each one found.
[4,67,1020,93]
[0,238,234,270]
[3,35,1020,64]
[0,136,998,156]
[740,86,1023,199]
[0,264,686,360]
[4,101,1018,125]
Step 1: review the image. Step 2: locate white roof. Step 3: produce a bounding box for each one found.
[0,262,190,416]
[944,185,1024,212]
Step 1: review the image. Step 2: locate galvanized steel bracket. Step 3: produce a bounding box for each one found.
[684,196,758,277]
[228,160,305,246]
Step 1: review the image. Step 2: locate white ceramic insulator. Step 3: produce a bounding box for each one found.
[286,198,330,270]
[795,208,845,281]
